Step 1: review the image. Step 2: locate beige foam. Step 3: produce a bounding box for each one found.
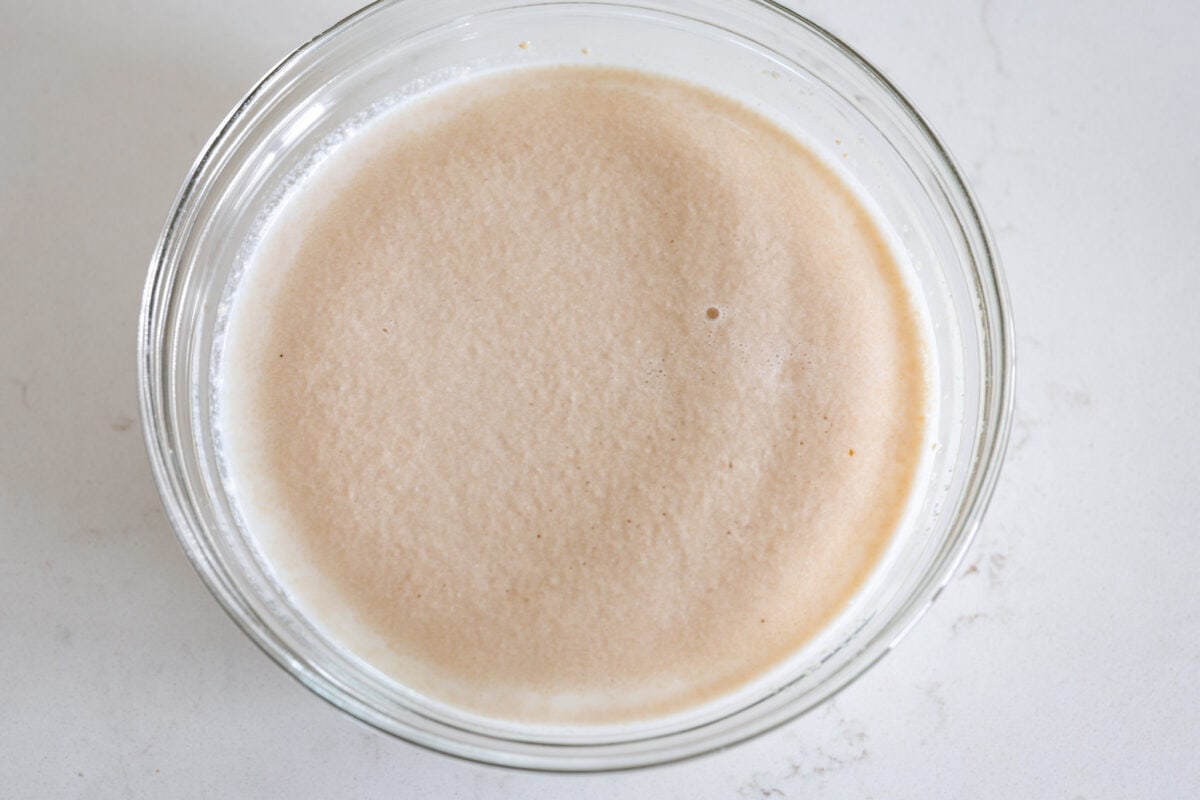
[219,66,929,723]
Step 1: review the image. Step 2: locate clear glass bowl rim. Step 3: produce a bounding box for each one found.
[138,0,1015,772]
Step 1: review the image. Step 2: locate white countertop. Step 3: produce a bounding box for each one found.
[3,0,1197,796]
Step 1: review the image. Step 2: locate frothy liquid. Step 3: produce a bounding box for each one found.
[219,67,928,723]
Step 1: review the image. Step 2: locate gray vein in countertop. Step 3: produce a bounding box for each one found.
[7,377,33,411]
[979,0,1011,79]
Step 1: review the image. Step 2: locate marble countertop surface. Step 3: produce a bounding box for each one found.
[4,0,1197,796]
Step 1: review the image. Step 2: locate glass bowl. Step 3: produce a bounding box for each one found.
[138,0,1013,771]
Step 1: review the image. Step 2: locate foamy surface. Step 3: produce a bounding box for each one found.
[219,66,928,723]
